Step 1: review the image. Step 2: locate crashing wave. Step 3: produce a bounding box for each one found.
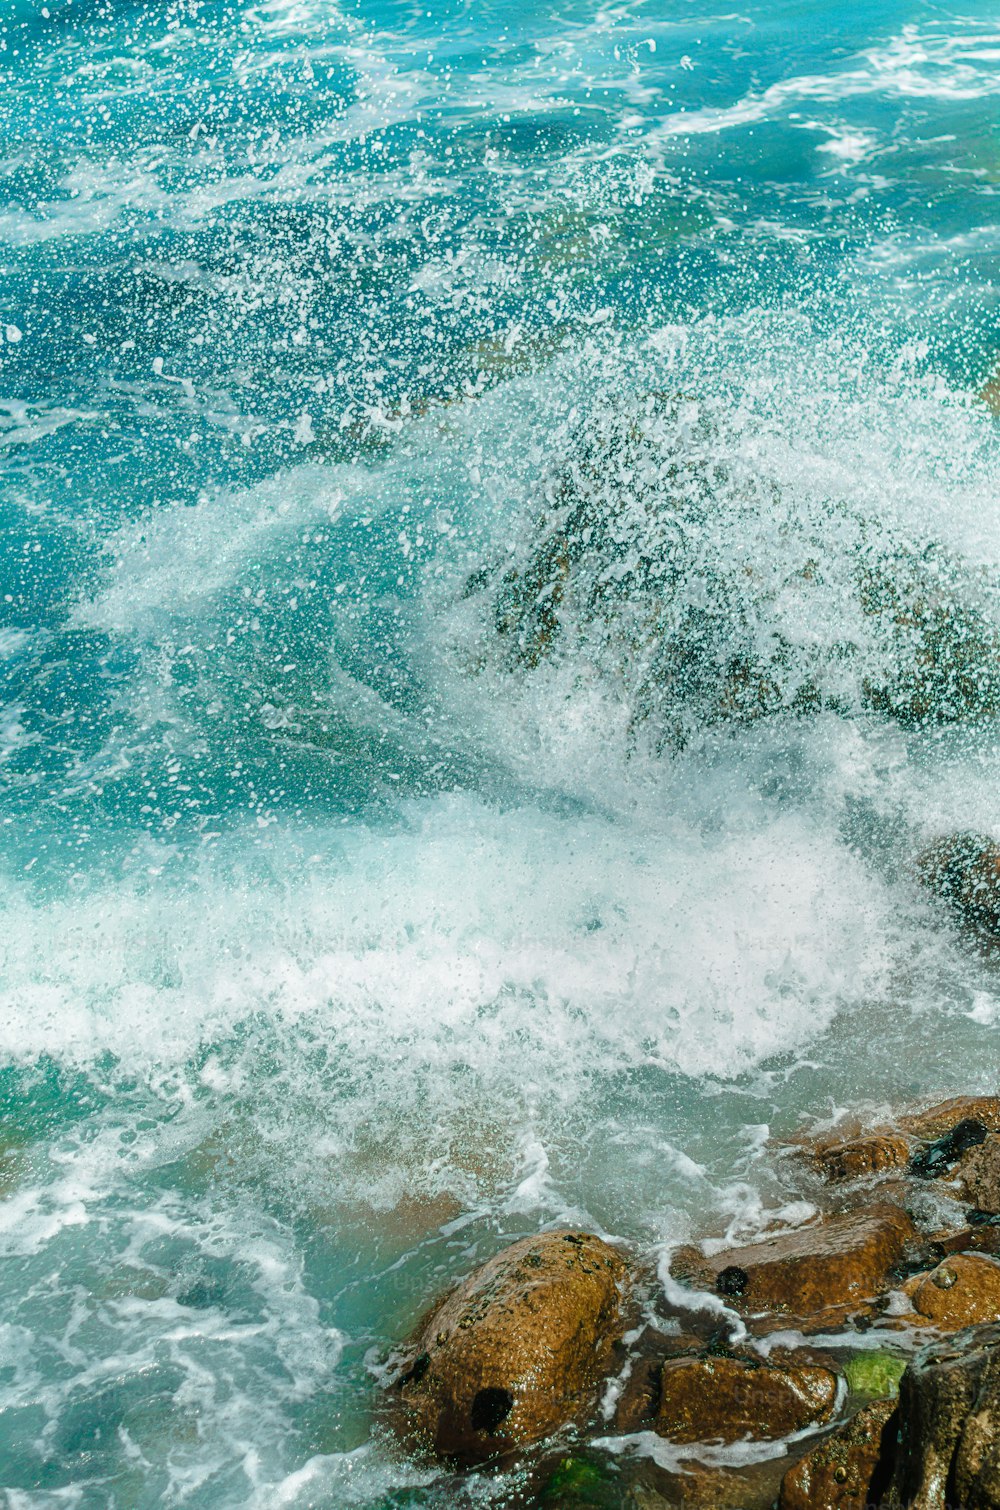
[461,393,1000,750]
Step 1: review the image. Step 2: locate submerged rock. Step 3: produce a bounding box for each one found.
[916,835,1000,936]
[640,1461,788,1509]
[903,1254,1000,1332]
[670,1205,916,1328]
[539,1454,622,1507]
[388,1230,630,1462]
[778,1397,897,1510]
[884,1321,1000,1509]
[536,1458,783,1510]
[616,1352,838,1442]
[980,367,1000,416]
[461,396,1000,749]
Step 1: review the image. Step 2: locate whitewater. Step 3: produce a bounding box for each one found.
[2,0,1000,1503]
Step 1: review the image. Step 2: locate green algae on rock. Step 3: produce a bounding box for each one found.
[539,1454,623,1508]
[843,1351,908,1400]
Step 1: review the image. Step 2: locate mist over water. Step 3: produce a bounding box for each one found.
[2,0,1000,1503]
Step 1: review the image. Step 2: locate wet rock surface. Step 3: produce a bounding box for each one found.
[389,1230,629,1462]
[670,1204,916,1327]
[650,1461,788,1509]
[778,1397,897,1510]
[910,1116,990,1181]
[810,1132,912,1185]
[962,1138,1000,1216]
[903,1253,1000,1332]
[384,1095,1000,1499]
[899,1096,1000,1142]
[883,1322,1000,1509]
[615,1351,838,1441]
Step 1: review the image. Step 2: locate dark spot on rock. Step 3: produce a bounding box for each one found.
[911,1118,988,1178]
[525,1253,543,1268]
[706,1326,735,1354]
[951,1118,988,1153]
[470,1387,514,1434]
[462,565,493,599]
[398,1352,430,1390]
[715,1265,750,1298]
[892,1239,946,1283]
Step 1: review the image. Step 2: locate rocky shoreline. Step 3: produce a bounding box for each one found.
[375,833,1000,1506]
[380,1090,1000,1507]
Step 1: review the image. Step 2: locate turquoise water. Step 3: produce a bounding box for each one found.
[2,0,1000,1503]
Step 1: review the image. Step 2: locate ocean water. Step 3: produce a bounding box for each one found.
[2,0,1000,1504]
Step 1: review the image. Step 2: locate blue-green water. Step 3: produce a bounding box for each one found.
[2,0,1000,1504]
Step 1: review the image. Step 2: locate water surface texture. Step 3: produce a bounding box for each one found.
[2,0,1000,1504]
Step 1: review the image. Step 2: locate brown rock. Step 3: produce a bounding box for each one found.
[932,1223,1000,1263]
[640,1459,788,1509]
[811,1132,911,1184]
[650,1354,839,1442]
[779,1398,898,1510]
[900,1095,1000,1141]
[389,1230,630,1462]
[883,1320,1000,1509]
[615,1354,665,1433]
[981,368,1000,416]
[961,1136,1000,1215]
[670,1205,917,1326]
[903,1253,1000,1332]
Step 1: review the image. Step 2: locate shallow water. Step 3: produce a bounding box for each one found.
[2,0,1000,1504]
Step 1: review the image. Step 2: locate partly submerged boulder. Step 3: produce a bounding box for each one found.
[389,1230,630,1462]
[794,1097,1000,1191]
[884,1321,1000,1509]
[462,396,1000,749]
[962,1138,1000,1216]
[778,1397,897,1510]
[916,835,1000,937]
[670,1205,917,1328]
[809,1131,912,1185]
[900,1096,1000,1142]
[616,1352,838,1442]
[903,1254,1000,1333]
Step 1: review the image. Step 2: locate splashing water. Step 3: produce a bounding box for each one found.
[2,0,1000,1504]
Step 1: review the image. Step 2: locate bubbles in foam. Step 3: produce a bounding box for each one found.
[6,307,1000,1504]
